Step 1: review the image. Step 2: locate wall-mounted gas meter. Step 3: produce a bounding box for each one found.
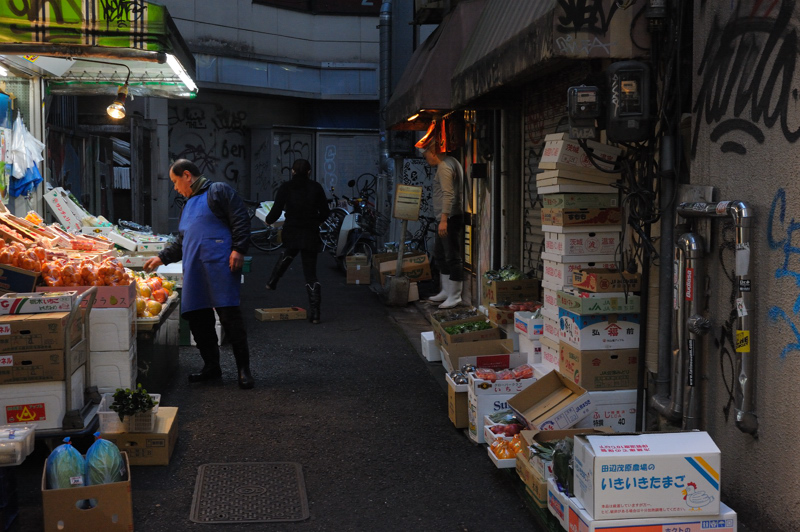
[606,61,653,143]
[567,85,600,139]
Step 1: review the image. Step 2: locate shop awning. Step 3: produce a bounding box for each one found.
[0,0,196,99]
[385,0,486,130]
[451,0,650,108]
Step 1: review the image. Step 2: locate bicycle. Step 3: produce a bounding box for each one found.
[244,199,283,252]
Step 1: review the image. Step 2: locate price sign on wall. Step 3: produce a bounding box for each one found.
[393,184,423,221]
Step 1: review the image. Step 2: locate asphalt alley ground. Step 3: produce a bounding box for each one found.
[9,248,549,532]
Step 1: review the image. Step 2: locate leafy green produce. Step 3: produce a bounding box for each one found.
[85,433,125,486]
[111,384,158,421]
[444,320,492,335]
[46,438,85,489]
[552,437,575,497]
[488,409,520,424]
[483,265,525,283]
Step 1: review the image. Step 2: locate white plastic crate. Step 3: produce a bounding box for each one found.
[99,393,160,433]
[0,423,36,466]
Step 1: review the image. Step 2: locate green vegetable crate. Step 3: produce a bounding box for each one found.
[437,317,502,348]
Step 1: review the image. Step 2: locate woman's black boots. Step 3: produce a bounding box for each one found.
[306,282,321,324]
[266,251,293,290]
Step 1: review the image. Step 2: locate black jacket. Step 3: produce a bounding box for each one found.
[159,180,250,265]
[266,176,330,251]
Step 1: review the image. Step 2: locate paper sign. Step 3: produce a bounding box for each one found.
[0,355,11,366]
[393,184,423,221]
[0,324,10,335]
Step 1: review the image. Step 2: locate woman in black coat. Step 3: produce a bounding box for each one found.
[264,159,331,323]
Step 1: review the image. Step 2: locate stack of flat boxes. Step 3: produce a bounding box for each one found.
[537,133,623,380]
[90,299,137,395]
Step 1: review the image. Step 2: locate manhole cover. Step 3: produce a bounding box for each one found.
[190,462,309,523]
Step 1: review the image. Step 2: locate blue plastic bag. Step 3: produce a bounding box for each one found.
[9,163,41,197]
[45,437,85,489]
[85,433,125,485]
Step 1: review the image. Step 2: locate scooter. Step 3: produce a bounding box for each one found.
[321,180,377,269]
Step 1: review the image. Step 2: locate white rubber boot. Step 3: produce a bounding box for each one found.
[438,280,462,309]
[428,274,449,302]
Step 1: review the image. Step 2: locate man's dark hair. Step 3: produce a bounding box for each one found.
[171,159,201,177]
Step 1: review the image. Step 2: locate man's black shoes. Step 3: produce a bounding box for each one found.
[238,367,254,389]
[187,367,222,383]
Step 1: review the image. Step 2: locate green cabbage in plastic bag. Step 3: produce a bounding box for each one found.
[46,438,85,489]
[85,433,125,485]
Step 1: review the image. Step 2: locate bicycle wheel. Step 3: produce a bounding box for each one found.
[251,224,283,252]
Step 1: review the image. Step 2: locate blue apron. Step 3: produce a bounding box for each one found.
[180,190,240,313]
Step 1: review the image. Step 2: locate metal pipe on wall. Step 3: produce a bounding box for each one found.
[675,232,711,430]
[677,201,757,436]
[378,1,393,205]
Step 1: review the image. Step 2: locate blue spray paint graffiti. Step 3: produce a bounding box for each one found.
[767,188,800,358]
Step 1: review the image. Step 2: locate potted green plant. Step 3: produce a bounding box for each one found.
[110,384,159,423]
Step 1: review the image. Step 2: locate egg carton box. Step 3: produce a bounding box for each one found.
[573,431,721,520]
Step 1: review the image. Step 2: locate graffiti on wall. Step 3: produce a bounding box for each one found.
[767,188,800,358]
[553,0,648,56]
[273,134,311,194]
[168,101,250,220]
[399,158,434,243]
[693,0,800,156]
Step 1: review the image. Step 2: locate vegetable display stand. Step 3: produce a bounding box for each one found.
[136,296,179,393]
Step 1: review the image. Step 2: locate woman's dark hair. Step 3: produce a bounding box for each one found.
[291,159,311,179]
[171,159,201,178]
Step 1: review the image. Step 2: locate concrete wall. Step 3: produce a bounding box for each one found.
[160,0,378,63]
[693,2,800,529]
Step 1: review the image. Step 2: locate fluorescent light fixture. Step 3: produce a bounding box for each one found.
[407,113,420,122]
[0,66,8,76]
[166,53,198,93]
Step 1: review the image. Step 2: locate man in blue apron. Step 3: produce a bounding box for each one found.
[144,159,254,389]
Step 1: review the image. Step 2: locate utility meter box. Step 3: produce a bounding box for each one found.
[606,61,653,143]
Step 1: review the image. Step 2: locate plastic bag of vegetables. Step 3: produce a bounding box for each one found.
[85,432,125,486]
[45,437,85,489]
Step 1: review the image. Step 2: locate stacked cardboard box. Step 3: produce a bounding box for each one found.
[90,303,137,394]
[552,268,642,437]
[0,309,86,430]
[345,253,371,285]
[441,338,516,431]
[538,198,619,377]
[566,431,737,530]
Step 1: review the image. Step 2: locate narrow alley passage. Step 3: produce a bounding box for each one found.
[11,248,544,531]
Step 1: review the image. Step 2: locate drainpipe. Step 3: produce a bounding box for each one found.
[675,233,711,430]
[650,136,678,422]
[379,1,392,176]
[677,201,757,436]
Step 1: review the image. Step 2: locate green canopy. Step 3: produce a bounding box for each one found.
[0,0,196,98]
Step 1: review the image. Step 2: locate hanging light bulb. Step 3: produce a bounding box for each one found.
[107,83,128,119]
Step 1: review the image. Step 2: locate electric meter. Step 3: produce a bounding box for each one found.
[606,61,653,143]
